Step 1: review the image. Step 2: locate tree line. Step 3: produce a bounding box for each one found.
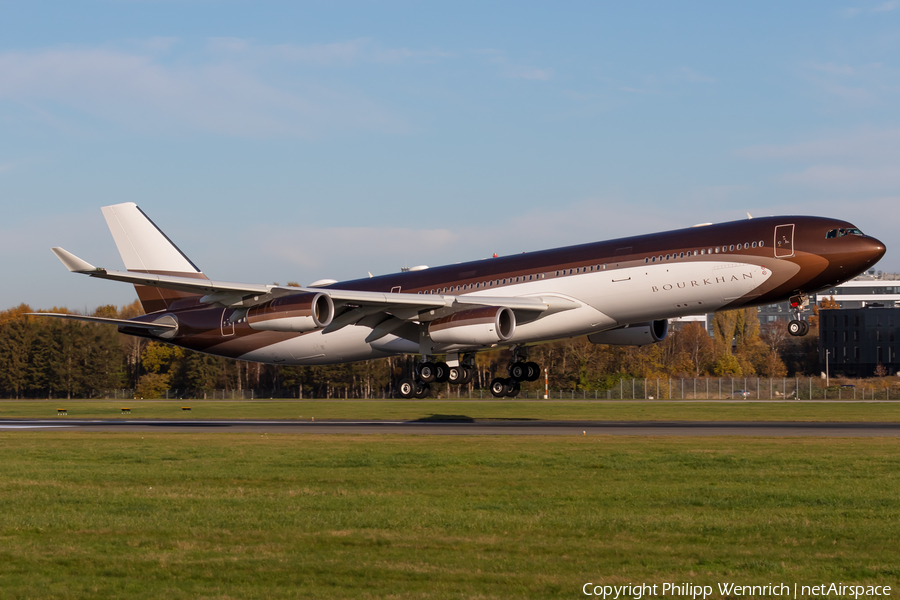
[0,300,822,399]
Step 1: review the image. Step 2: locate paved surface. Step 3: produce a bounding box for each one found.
[2,419,900,436]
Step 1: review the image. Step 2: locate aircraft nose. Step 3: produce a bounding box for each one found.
[852,235,887,274]
[865,235,887,263]
[816,233,887,288]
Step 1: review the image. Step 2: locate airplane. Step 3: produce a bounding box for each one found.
[35,203,885,398]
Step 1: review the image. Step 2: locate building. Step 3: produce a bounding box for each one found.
[818,305,900,377]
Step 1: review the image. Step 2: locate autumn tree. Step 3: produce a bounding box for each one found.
[676,322,716,376]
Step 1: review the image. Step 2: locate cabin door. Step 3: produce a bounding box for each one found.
[774,224,795,258]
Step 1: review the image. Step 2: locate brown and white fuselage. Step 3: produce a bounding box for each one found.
[42,205,886,375]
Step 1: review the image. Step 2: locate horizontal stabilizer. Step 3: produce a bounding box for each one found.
[52,248,98,273]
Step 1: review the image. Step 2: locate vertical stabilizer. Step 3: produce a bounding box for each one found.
[101,203,209,313]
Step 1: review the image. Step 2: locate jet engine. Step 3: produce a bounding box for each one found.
[246,292,334,333]
[587,319,669,346]
[428,306,516,346]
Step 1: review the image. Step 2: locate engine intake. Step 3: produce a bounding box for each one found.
[428,306,515,346]
[246,292,334,333]
[587,319,669,346]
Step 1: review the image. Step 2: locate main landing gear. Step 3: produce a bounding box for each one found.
[396,355,474,399]
[788,293,810,337]
[490,346,541,398]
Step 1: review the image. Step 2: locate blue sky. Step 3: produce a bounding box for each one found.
[2,1,899,311]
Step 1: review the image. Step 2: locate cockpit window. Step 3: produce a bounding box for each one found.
[826,228,864,239]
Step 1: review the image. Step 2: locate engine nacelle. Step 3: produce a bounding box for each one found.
[246,292,334,333]
[428,306,516,346]
[587,319,669,346]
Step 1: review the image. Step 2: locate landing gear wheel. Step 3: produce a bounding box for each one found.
[398,378,416,399]
[434,362,450,383]
[490,377,510,398]
[506,380,521,398]
[800,320,810,336]
[448,366,464,384]
[788,320,806,337]
[458,365,473,385]
[414,381,430,399]
[509,361,528,381]
[525,361,541,382]
[417,362,437,383]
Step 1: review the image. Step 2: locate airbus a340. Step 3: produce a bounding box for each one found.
[37,203,885,397]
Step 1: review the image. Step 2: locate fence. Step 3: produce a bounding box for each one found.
[60,377,900,400]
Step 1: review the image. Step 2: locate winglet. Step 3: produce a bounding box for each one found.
[52,247,99,273]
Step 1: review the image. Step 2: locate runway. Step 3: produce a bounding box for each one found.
[2,418,900,436]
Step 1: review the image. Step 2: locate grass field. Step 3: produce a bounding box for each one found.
[3,399,900,422]
[0,433,898,598]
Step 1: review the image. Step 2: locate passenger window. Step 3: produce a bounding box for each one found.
[752,241,757,248]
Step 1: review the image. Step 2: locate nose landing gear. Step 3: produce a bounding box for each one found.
[788,294,811,337]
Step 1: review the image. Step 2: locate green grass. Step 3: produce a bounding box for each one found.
[3,399,900,421]
[0,434,898,598]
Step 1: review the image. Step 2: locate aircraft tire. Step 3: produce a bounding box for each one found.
[447,366,464,385]
[414,381,430,399]
[458,366,474,385]
[506,380,521,398]
[525,362,541,382]
[490,377,510,398]
[788,320,804,336]
[434,362,450,383]
[417,362,437,383]
[398,378,416,399]
[800,320,810,336]
[509,361,527,381]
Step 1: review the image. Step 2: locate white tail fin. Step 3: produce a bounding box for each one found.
[101,203,208,313]
[101,203,201,274]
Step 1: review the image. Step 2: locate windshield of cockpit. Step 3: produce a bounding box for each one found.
[825,227,864,239]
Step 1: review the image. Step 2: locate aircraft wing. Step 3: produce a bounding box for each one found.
[25,313,177,330]
[51,247,573,320]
